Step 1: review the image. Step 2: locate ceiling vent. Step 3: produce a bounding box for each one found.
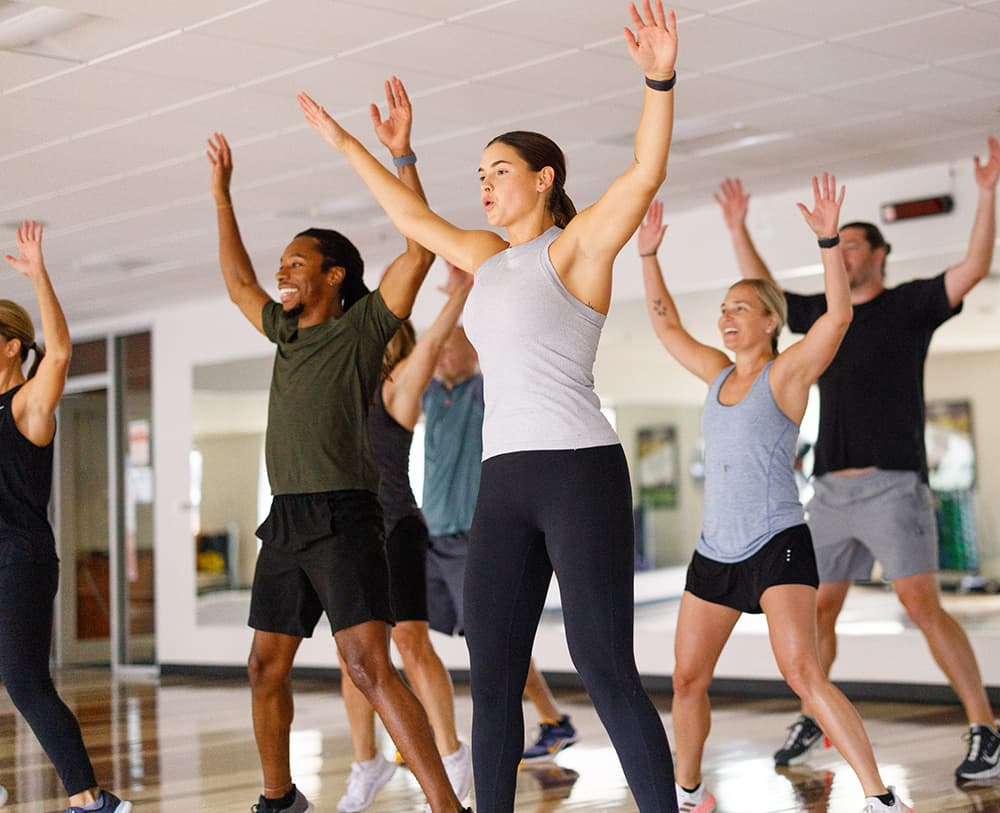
[0,2,91,57]
[600,117,790,157]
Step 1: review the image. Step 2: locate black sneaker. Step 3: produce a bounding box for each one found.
[773,714,824,766]
[955,724,1000,780]
[252,786,313,813]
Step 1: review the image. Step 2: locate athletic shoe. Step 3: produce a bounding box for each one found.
[675,783,716,813]
[522,714,578,763]
[774,714,825,766]
[955,723,1000,780]
[337,754,396,812]
[0,785,7,807]
[67,791,133,813]
[252,787,312,813]
[861,786,913,812]
[442,741,473,802]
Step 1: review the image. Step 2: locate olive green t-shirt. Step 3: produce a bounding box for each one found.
[262,290,401,495]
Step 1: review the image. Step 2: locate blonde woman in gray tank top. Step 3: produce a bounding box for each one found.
[640,180,913,813]
[298,4,683,810]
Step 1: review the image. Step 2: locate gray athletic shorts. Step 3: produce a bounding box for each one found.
[806,469,938,583]
[426,530,469,636]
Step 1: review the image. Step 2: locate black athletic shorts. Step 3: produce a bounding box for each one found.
[249,490,394,637]
[684,523,818,614]
[385,514,429,623]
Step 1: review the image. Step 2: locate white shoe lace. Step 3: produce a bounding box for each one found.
[964,727,984,762]
[782,718,807,749]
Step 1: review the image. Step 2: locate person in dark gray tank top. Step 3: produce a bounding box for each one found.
[298,5,681,810]
[207,77,472,813]
[335,263,475,811]
[0,222,132,813]
[639,180,911,813]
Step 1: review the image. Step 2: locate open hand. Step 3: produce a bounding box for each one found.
[371,76,414,156]
[4,220,45,279]
[206,132,233,204]
[623,0,678,81]
[973,135,1000,192]
[637,199,668,256]
[298,92,350,151]
[796,173,846,238]
[714,177,749,231]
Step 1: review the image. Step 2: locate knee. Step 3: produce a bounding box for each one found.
[671,659,713,698]
[815,600,840,634]
[898,592,941,631]
[342,650,393,697]
[247,650,289,693]
[392,625,431,665]
[779,656,823,701]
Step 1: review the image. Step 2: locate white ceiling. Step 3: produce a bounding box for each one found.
[1,0,999,328]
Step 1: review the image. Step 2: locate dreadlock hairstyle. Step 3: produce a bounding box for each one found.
[295,228,369,310]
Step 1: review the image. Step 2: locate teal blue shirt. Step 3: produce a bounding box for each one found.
[421,375,483,536]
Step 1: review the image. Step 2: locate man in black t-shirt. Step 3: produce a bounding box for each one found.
[715,136,1000,781]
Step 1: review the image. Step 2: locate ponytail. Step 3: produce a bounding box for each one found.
[0,299,41,377]
[26,342,44,380]
[549,182,577,229]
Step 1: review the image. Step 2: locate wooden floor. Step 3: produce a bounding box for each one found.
[1,669,999,812]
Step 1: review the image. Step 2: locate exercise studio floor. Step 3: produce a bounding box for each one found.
[1,670,998,813]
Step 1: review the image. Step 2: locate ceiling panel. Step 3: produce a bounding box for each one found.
[460,0,637,47]
[838,7,1000,62]
[192,0,435,56]
[39,0,268,26]
[0,49,77,92]
[485,48,644,100]
[941,48,1000,81]
[721,0,956,39]
[667,13,813,73]
[824,66,999,110]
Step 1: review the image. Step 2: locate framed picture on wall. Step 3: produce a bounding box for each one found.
[637,425,679,508]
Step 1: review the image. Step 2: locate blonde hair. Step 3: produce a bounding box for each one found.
[0,299,43,378]
[728,279,786,354]
[383,320,417,380]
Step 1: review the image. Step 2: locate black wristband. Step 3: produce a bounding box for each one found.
[645,72,676,92]
[817,234,840,249]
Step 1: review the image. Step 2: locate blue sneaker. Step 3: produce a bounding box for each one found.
[67,790,132,813]
[522,714,578,763]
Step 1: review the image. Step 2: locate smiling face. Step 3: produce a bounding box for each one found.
[478,140,551,228]
[718,283,779,353]
[275,235,341,319]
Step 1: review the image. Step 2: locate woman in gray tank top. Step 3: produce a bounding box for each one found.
[298,4,682,811]
[639,180,912,813]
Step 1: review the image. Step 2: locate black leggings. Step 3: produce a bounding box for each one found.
[0,561,98,796]
[464,445,677,812]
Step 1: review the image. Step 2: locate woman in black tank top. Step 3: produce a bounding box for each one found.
[0,221,132,813]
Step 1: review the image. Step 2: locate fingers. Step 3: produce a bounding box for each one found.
[795,202,809,219]
[653,0,667,29]
[622,26,639,54]
[836,184,846,207]
[642,0,655,27]
[369,102,383,129]
[811,174,821,205]
[384,78,396,112]
[628,2,643,29]
[394,75,411,109]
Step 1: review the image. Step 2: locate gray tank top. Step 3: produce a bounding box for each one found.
[698,360,805,563]
[463,226,619,460]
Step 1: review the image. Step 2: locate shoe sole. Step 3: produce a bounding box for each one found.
[955,761,1000,780]
[337,763,397,813]
[521,737,578,764]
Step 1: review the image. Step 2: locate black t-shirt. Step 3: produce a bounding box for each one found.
[785,272,960,480]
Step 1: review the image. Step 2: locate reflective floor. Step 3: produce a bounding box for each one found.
[1,669,998,812]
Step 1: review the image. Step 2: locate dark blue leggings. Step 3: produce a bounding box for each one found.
[0,561,98,796]
[464,445,677,812]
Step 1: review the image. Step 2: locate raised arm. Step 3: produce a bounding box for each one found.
[772,174,851,420]
[553,1,679,311]
[371,77,437,318]
[207,133,270,333]
[638,201,730,384]
[714,177,774,283]
[383,263,474,430]
[944,135,999,308]
[4,221,71,445]
[297,82,506,274]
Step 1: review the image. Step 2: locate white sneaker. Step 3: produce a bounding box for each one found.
[442,742,473,802]
[337,754,396,813]
[862,786,914,812]
[676,782,717,813]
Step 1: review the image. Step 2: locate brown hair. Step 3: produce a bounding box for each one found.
[383,319,417,380]
[487,131,577,228]
[0,299,44,378]
[728,279,786,355]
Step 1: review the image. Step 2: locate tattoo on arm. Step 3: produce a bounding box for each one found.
[652,297,667,317]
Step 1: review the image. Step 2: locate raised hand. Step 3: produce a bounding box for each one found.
[973,135,1000,191]
[637,199,668,256]
[796,173,846,238]
[439,262,473,295]
[298,92,350,151]
[4,220,45,280]
[623,0,678,80]
[206,132,233,204]
[714,177,750,232]
[371,76,414,156]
